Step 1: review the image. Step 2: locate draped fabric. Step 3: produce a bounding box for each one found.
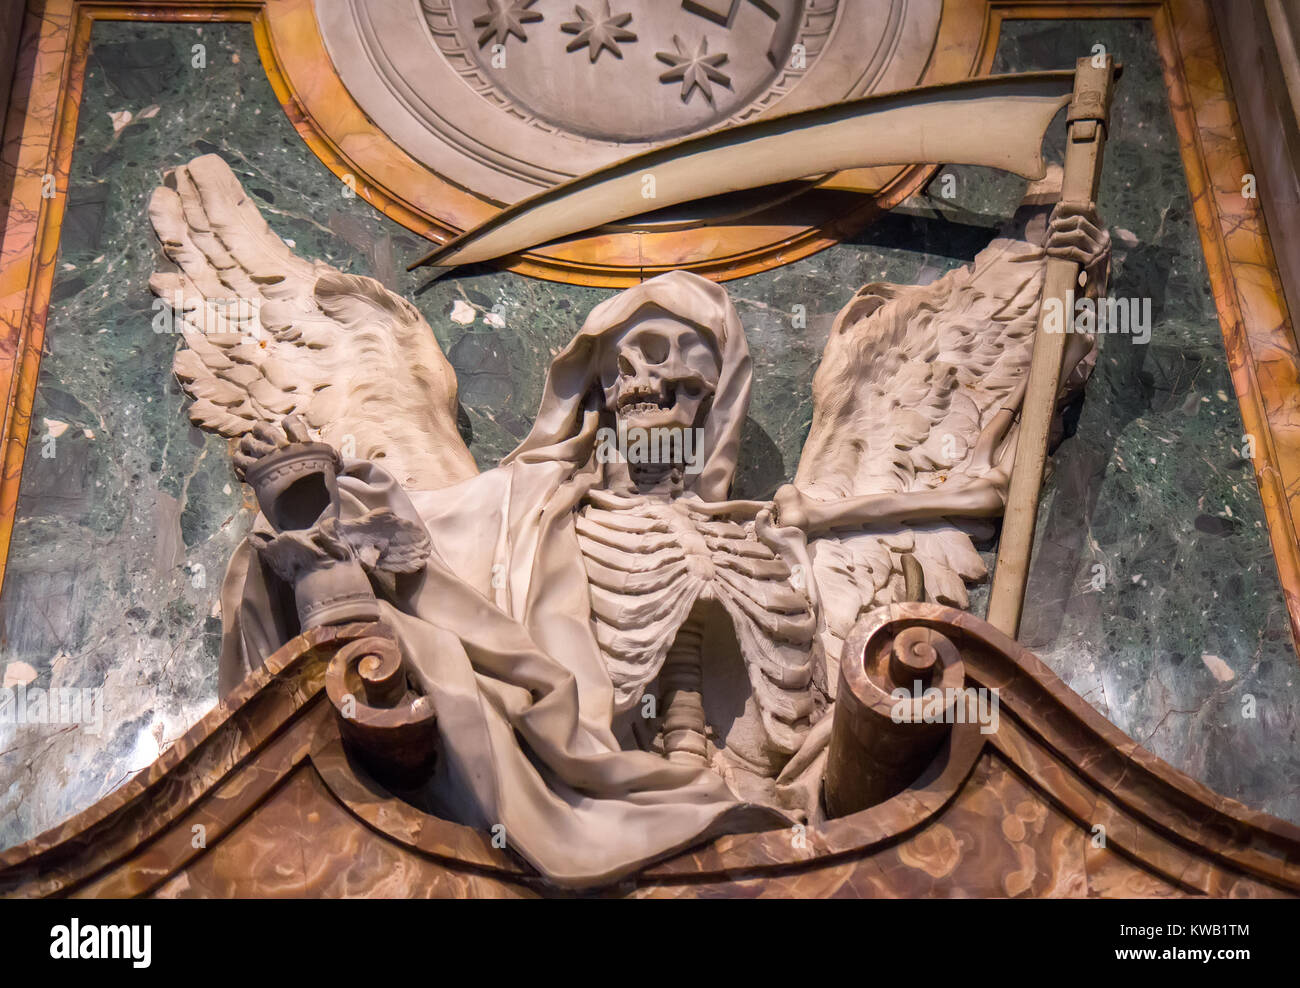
[218,271,787,887]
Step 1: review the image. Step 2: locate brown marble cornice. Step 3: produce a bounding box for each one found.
[1,605,1295,898]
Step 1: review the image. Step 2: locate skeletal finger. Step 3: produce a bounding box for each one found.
[1056,215,1104,248]
[282,415,311,444]
[1049,213,1084,230]
[239,434,277,459]
[1052,201,1097,222]
[1049,214,1099,240]
[1046,245,1091,265]
[1047,229,1095,252]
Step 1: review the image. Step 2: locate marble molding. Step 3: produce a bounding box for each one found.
[0,605,1296,898]
[0,1,1298,877]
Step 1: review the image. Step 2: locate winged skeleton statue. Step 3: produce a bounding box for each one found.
[148,134,1108,885]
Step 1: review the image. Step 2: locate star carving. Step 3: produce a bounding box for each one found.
[562,2,637,62]
[656,35,732,106]
[472,0,543,49]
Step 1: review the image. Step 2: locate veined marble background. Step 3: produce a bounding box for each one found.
[1,18,1296,852]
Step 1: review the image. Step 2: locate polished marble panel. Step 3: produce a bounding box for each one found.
[0,16,1295,853]
[991,19,1300,828]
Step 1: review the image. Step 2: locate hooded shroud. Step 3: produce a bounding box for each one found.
[218,271,784,887]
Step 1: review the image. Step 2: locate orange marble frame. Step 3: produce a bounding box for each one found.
[0,0,1297,654]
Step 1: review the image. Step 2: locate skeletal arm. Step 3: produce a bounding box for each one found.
[774,201,1110,538]
[773,378,1022,535]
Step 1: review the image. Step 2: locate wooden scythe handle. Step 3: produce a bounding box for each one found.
[986,56,1119,639]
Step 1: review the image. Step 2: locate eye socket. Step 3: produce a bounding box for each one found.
[639,332,670,365]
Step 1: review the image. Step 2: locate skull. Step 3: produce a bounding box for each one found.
[600,314,720,435]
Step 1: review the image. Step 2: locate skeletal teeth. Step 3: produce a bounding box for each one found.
[620,396,674,413]
[624,401,673,414]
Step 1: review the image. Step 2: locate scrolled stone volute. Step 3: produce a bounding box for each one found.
[325,632,438,786]
[823,611,966,818]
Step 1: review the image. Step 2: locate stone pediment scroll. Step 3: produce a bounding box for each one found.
[134,63,1138,889]
[4,607,1299,898]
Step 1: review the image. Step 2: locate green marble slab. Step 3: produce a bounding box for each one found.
[0,17,1295,854]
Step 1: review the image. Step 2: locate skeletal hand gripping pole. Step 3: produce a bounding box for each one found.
[986,56,1118,639]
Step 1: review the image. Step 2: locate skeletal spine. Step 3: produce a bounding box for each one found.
[659,615,708,766]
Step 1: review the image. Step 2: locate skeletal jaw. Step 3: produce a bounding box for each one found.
[621,400,673,416]
[615,383,688,433]
[615,397,694,435]
[616,383,676,414]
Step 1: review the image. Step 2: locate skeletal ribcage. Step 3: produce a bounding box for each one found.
[576,489,823,754]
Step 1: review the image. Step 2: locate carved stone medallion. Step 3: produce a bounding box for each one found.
[430,0,820,148]
[310,0,944,282]
[319,0,939,201]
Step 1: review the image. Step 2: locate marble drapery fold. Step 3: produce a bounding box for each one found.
[217,272,787,887]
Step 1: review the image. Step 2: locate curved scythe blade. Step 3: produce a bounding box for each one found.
[408,71,1076,271]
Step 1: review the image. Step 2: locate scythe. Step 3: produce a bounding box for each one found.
[408,60,1121,639]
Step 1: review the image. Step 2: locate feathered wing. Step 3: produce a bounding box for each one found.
[794,229,1049,692]
[148,153,477,491]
